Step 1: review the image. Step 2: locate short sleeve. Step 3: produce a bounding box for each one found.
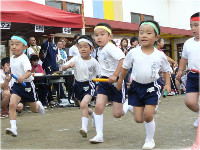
[160,53,171,72]
[182,42,188,59]
[22,55,32,72]
[122,50,133,69]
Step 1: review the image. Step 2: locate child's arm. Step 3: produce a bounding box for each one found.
[108,58,124,83]
[116,68,129,91]
[162,72,171,93]
[1,75,12,90]
[17,70,32,84]
[62,62,74,71]
[176,58,188,81]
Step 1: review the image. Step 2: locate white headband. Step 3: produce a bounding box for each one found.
[78,38,93,47]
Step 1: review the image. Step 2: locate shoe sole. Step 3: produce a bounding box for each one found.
[79,129,87,138]
[5,129,17,137]
[89,140,104,144]
[142,145,155,149]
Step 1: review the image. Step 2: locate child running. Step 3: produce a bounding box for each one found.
[116,20,171,149]
[89,23,133,144]
[5,33,45,137]
[62,35,101,138]
[176,12,200,127]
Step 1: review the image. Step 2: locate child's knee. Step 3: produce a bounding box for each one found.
[80,102,88,110]
[113,112,123,118]
[3,90,11,99]
[135,118,144,123]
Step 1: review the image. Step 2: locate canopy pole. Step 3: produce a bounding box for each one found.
[81,0,85,35]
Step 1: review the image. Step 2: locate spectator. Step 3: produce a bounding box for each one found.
[60,38,70,56]
[68,34,81,60]
[0,57,12,118]
[120,38,129,55]
[27,37,42,65]
[30,55,48,108]
[56,40,67,71]
[40,34,67,103]
[128,36,139,51]
[156,37,178,68]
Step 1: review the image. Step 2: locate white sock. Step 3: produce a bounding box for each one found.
[123,100,129,114]
[94,113,103,137]
[128,105,134,114]
[145,119,155,141]
[81,117,88,132]
[91,112,94,119]
[10,120,17,129]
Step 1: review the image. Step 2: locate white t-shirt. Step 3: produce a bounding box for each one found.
[10,53,34,82]
[27,46,42,65]
[0,69,14,93]
[182,37,200,70]
[64,55,101,82]
[68,45,80,57]
[97,42,125,77]
[123,46,170,84]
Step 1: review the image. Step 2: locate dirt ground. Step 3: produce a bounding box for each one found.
[1,95,198,150]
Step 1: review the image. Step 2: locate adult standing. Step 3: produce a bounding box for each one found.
[40,34,66,104]
[27,37,42,65]
[68,34,81,60]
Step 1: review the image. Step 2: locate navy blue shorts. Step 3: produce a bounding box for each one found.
[74,80,96,101]
[128,80,161,106]
[96,77,126,103]
[186,72,199,93]
[11,81,37,103]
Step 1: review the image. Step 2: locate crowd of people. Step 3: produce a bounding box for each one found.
[0,12,199,150]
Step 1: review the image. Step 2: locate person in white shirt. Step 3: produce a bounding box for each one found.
[89,23,133,144]
[176,12,200,127]
[1,57,12,117]
[5,34,45,137]
[68,34,81,60]
[116,20,171,149]
[56,40,68,71]
[27,37,42,65]
[62,35,101,138]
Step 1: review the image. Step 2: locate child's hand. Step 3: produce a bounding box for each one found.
[5,75,12,83]
[163,84,171,94]
[108,75,117,83]
[116,81,122,91]
[175,71,183,81]
[17,76,25,84]
[69,62,75,68]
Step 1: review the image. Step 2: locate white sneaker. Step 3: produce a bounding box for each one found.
[89,135,104,143]
[5,128,17,137]
[37,101,45,115]
[92,118,95,128]
[194,118,199,127]
[79,128,87,138]
[142,139,155,149]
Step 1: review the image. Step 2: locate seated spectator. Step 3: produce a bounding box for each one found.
[1,58,24,118]
[1,57,12,118]
[30,55,48,108]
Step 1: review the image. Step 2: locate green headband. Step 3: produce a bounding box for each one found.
[140,22,159,35]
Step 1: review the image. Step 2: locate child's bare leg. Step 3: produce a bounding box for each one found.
[113,102,123,118]
[134,106,144,123]
[185,92,199,112]
[9,94,21,120]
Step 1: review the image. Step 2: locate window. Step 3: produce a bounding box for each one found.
[66,3,81,14]
[143,15,154,21]
[46,1,62,10]
[131,13,154,23]
[131,13,141,24]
